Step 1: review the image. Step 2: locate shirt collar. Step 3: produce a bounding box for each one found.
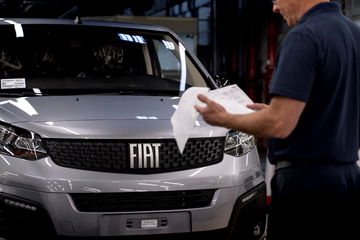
[297,1,342,25]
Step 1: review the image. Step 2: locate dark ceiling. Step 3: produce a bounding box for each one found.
[0,0,155,18]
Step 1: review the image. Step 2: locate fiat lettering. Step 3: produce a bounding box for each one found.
[129,143,161,168]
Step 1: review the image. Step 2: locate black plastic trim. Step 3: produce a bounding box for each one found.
[0,193,57,239]
[223,181,267,240]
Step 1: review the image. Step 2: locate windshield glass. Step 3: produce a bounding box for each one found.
[0,24,208,96]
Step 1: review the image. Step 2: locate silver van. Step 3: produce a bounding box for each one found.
[0,18,266,239]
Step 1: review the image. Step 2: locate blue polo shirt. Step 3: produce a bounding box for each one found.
[268,2,360,164]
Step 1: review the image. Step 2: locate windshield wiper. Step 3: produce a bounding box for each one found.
[81,89,180,96]
[0,91,39,97]
[0,89,181,97]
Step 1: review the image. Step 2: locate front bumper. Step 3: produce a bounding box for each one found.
[0,145,265,238]
[0,181,265,238]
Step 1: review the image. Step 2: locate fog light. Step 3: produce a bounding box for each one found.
[4,198,37,211]
[253,225,262,236]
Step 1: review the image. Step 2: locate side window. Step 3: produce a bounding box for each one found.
[153,39,180,81]
[153,38,207,89]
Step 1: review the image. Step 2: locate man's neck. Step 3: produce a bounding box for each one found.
[293,0,329,25]
[301,0,330,16]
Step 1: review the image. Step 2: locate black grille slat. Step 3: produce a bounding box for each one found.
[70,190,215,212]
[43,138,225,174]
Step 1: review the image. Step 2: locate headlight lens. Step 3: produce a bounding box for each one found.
[224,130,255,156]
[0,124,47,160]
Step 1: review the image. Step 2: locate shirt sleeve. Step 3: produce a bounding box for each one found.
[269,31,317,102]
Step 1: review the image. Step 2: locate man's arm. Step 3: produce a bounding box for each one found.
[195,95,306,139]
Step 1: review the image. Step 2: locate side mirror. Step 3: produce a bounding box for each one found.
[214,74,230,88]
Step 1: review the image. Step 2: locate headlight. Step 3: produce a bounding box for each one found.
[224,130,255,156]
[0,124,47,160]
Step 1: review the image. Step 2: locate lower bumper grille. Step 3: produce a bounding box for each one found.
[70,189,216,212]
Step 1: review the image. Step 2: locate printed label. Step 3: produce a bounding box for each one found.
[141,219,158,228]
[1,78,26,89]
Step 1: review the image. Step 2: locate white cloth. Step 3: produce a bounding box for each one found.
[171,84,254,154]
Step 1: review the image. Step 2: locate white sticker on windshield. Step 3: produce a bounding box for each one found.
[1,78,26,89]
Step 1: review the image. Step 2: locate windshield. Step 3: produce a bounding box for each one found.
[0,24,208,96]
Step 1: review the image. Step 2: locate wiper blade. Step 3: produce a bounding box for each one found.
[91,89,180,96]
[0,89,180,97]
[0,91,38,97]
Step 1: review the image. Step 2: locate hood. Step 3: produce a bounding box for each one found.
[0,95,178,122]
[0,95,227,139]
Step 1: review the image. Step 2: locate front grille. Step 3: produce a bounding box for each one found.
[70,189,216,212]
[43,137,225,173]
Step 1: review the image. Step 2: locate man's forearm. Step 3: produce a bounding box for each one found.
[223,110,288,138]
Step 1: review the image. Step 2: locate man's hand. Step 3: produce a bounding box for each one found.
[194,94,230,127]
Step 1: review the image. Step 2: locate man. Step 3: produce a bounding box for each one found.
[195,0,360,239]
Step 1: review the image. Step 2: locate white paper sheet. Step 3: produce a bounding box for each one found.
[208,84,255,114]
[171,84,255,154]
